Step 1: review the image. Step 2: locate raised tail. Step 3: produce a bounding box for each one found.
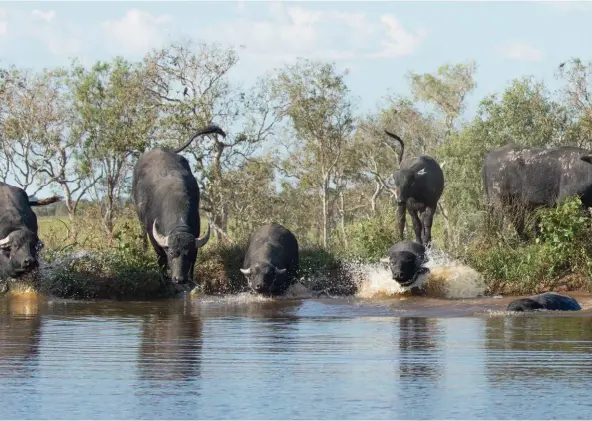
[384,129,405,165]
[173,124,227,154]
[29,195,62,207]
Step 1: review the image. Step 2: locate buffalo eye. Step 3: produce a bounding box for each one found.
[36,240,44,251]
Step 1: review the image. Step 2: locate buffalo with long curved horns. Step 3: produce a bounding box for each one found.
[131,124,226,287]
[0,183,61,280]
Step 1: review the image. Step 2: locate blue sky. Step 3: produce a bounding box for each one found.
[1,1,591,116]
[1,0,591,194]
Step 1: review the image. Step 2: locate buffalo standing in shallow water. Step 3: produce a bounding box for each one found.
[132,124,226,286]
[384,130,444,246]
[0,183,61,280]
[381,240,429,288]
[507,292,582,312]
[240,223,299,296]
[483,144,592,240]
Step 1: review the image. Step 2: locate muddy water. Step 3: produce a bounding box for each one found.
[2,292,592,419]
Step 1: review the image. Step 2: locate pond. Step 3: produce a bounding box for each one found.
[2,292,592,419]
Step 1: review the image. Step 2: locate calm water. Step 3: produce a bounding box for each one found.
[2,292,592,419]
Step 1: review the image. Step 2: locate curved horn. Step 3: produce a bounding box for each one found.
[195,220,211,248]
[152,221,169,248]
[274,267,287,275]
[380,257,390,263]
[240,268,251,275]
[384,129,405,165]
[0,234,10,248]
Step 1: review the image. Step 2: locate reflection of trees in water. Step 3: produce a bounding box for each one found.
[136,299,203,383]
[0,296,44,380]
[397,317,443,381]
[485,316,592,383]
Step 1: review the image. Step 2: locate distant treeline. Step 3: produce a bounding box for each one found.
[2,39,592,267]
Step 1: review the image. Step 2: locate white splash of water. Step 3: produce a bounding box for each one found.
[351,246,486,299]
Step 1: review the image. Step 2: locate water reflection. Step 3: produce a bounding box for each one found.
[485,316,592,384]
[3,294,592,419]
[397,317,443,380]
[0,295,44,380]
[137,298,203,382]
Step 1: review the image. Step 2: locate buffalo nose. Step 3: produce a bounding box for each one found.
[253,282,263,291]
[392,271,403,279]
[23,258,33,268]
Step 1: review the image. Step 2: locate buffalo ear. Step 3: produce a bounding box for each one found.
[581,156,592,165]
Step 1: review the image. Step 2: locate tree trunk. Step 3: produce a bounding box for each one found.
[321,181,329,248]
[339,191,348,248]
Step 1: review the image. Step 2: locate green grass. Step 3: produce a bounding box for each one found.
[18,197,592,300]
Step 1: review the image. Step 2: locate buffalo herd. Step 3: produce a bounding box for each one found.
[0,124,589,311]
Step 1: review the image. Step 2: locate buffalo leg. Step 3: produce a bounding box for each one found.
[397,203,407,241]
[421,206,436,246]
[156,252,168,284]
[511,212,528,242]
[408,209,423,244]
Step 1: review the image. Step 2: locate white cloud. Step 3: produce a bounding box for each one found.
[102,9,172,54]
[499,42,543,62]
[28,9,81,55]
[0,9,7,37]
[200,3,426,66]
[31,9,56,23]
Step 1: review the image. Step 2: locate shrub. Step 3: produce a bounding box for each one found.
[340,207,399,262]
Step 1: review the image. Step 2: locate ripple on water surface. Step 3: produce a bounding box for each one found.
[2,291,592,419]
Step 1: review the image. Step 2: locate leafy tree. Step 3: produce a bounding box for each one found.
[69,57,158,238]
[271,58,355,247]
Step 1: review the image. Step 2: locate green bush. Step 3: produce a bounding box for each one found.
[340,207,399,261]
[466,196,592,294]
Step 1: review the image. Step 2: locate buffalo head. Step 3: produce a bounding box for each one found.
[152,220,210,284]
[0,228,43,279]
[506,298,544,312]
[239,263,287,295]
[380,242,428,287]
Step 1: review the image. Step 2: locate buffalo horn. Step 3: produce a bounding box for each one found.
[0,234,10,248]
[152,221,169,248]
[195,220,211,248]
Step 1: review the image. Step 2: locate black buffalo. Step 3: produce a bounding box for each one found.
[507,292,582,312]
[0,183,61,280]
[380,240,429,287]
[384,130,445,246]
[483,144,592,239]
[240,223,299,296]
[132,124,226,286]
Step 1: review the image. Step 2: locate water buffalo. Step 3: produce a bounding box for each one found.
[483,144,592,240]
[0,183,61,280]
[384,130,445,246]
[240,223,299,296]
[380,240,429,287]
[131,124,226,286]
[507,292,582,312]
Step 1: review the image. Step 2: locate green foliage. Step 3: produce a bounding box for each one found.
[339,207,399,261]
[466,196,592,294]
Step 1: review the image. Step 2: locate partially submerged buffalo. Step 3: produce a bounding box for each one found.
[507,292,582,312]
[483,144,592,239]
[132,124,226,286]
[240,223,299,296]
[384,130,444,246]
[381,240,429,288]
[0,183,61,280]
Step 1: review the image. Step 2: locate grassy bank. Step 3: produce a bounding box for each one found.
[16,209,352,300]
[4,197,592,300]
